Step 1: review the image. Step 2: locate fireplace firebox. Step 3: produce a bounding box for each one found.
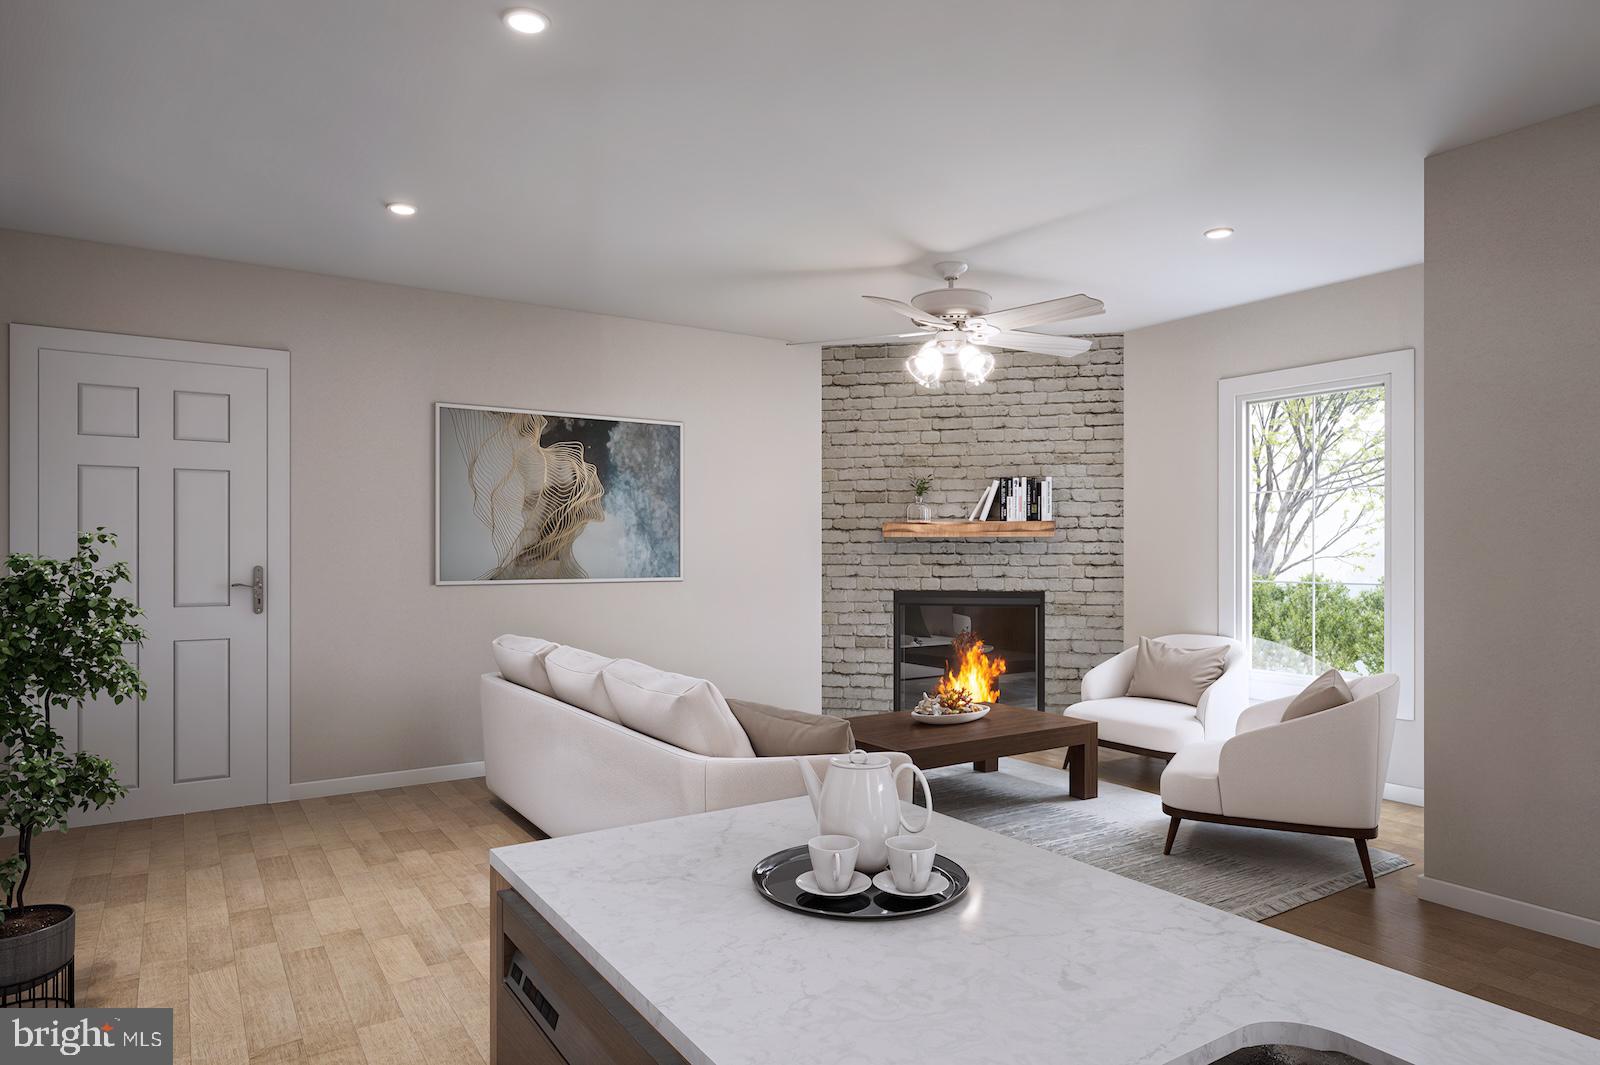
[893,590,1045,712]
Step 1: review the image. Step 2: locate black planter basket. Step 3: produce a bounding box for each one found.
[0,905,76,1007]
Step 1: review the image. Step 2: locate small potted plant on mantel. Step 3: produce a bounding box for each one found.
[0,530,143,1004]
[906,476,935,523]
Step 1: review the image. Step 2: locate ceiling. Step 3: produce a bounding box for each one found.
[4,1,1600,341]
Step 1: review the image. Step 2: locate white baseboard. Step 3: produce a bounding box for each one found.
[1382,782,1424,806]
[288,760,485,801]
[1416,876,1600,948]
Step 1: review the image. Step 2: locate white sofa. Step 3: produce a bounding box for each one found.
[1068,634,1248,759]
[1159,673,1401,887]
[481,672,909,837]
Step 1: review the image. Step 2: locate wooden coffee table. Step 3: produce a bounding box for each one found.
[849,704,1098,799]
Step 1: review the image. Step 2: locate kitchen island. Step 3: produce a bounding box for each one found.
[489,796,1597,1065]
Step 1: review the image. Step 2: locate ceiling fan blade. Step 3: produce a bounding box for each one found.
[786,331,934,347]
[862,295,956,330]
[986,331,1094,358]
[981,294,1104,331]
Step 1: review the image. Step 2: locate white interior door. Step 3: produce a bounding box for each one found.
[11,327,287,820]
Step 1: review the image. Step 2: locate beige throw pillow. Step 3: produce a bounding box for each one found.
[1124,637,1230,707]
[1282,668,1354,721]
[726,699,854,757]
[601,659,756,759]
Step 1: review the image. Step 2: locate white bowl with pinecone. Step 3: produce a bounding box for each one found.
[910,689,991,725]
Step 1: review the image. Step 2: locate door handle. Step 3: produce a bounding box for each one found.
[231,565,265,614]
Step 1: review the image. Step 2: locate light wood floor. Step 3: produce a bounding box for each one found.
[21,778,542,1064]
[20,760,1600,1063]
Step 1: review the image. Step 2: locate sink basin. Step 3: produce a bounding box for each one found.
[1212,1049,1373,1065]
[1179,1024,1415,1065]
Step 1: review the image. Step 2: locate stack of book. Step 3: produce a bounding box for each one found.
[967,476,1053,522]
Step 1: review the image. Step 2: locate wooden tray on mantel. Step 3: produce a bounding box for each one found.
[881,519,1056,540]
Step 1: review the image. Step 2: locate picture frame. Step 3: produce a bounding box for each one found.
[434,401,683,585]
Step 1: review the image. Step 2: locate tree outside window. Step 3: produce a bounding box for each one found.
[1248,386,1385,676]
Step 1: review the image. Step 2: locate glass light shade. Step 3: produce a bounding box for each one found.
[957,343,994,385]
[907,341,944,388]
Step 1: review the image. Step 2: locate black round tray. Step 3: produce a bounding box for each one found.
[751,845,970,920]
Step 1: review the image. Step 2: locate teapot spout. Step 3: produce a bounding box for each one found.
[797,757,823,819]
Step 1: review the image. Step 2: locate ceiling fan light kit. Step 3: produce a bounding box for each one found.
[907,342,945,388]
[957,343,995,386]
[802,262,1105,390]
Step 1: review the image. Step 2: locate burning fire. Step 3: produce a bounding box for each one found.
[936,630,1006,704]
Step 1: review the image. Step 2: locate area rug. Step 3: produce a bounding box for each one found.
[923,758,1410,920]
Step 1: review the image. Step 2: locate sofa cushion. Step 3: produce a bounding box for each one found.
[545,646,621,723]
[1161,740,1224,815]
[491,634,558,695]
[602,660,756,758]
[1069,697,1205,754]
[725,698,854,757]
[1125,637,1229,707]
[1282,668,1354,721]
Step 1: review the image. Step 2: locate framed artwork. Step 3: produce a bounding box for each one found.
[435,402,682,584]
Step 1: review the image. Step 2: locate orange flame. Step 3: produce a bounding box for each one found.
[935,630,1006,703]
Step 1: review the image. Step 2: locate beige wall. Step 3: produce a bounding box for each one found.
[1424,105,1600,921]
[1123,266,1425,789]
[0,229,822,786]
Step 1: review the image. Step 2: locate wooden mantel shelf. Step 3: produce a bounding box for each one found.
[881,520,1056,540]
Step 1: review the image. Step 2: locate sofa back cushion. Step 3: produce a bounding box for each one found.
[491,634,558,695]
[725,699,854,757]
[1282,668,1354,721]
[602,659,755,758]
[1125,636,1229,707]
[545,646,621,722]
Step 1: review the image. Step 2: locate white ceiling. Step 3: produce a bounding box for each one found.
[4,1,1600,341]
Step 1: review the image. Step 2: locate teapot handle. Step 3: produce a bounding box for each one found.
[894,761,933,833]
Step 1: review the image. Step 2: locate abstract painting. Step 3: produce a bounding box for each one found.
[435,403,682,583]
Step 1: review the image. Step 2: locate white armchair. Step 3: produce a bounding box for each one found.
[1159,673,1401,887]
[1068,635,1248,759]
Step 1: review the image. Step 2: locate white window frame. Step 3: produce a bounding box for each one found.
[1218,349,1417,720]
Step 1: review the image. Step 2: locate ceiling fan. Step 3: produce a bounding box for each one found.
[792,261,1105,388]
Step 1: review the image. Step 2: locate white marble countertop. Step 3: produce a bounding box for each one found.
[490,797,1598,1065]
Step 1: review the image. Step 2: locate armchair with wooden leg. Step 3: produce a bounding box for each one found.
[1158,673,1401,887]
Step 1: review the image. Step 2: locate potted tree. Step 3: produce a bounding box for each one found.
[0,530,143,1003]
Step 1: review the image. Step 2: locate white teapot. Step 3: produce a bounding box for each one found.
[798,749,932,873]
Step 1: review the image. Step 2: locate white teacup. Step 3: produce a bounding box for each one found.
[886,834,937,893]
[807,834,860,892]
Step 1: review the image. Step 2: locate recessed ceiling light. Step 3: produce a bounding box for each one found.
[502,8,549,34]
[385,202,418,217]
[1204,226,1234,240]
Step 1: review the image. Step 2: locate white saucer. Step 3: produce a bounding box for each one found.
[795,870,871,897]
[871,870,951,898]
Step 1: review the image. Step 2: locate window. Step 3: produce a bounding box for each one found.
[1248,385,1385,677]
[1219,351,1416,717]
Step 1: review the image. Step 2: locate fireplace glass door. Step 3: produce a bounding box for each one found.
[893,591,1045,711]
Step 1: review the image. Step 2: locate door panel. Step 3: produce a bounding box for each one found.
[77,464,140,589]
[173,638,232,783]
[173,391,230,442]
[76,383,140,438]
[173,468,231,607]
[33,346,269,820]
